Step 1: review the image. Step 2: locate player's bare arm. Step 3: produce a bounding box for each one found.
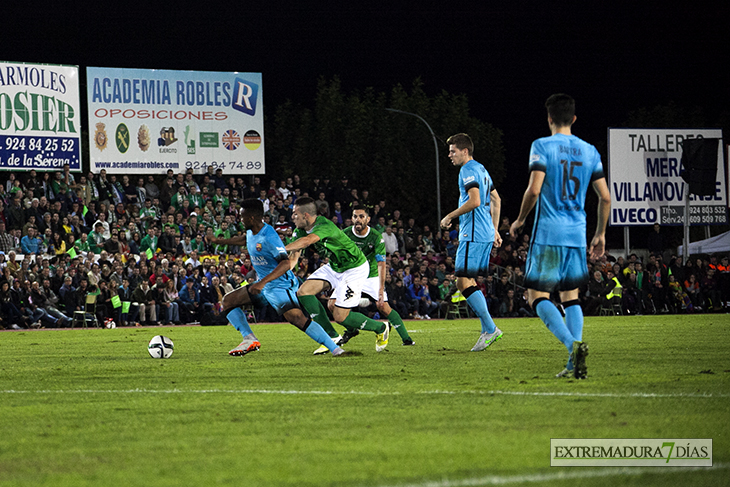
[490,189,503,248]
[209,234,247,246]
[288,249,302,270]
[250,258,291,294]
[377,260,387,307]
[441,187,480,229]
[284,233,320,252]
[589,177,611,259]
[510,170,546,237]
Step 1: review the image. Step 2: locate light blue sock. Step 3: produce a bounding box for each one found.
[304,321,339,352]
[227,307,254,338]
[564,302,584,342]
[535,298,575,353]
[465,287,496,334]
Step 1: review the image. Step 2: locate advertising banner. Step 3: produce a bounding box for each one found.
[0,62,82,172]
[608,128,727,226]
[87,67,264,175]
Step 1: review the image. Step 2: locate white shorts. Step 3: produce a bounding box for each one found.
[308,262,369,309]
[330,275,389,307]
[360,276,388,303]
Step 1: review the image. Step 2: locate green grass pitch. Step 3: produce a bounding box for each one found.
[1,314,728,486]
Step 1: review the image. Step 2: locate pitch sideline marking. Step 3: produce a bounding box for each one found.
[1,389,728,399]
[374,463,729,487]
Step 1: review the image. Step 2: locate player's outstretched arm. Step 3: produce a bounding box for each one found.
[209,234,247,246]
[589,177,611,259]
[510,171,545,237]
[284,233,320,252]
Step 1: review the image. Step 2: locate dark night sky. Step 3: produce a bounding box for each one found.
[4,2,729,226]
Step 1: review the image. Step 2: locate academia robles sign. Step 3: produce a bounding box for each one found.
[0,62,82,172]
[551,438,712,467]
[608,128,727,226]
[87,67,265,175]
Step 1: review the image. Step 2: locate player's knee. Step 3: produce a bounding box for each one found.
[222,290,246,313]
[285,309,309,330]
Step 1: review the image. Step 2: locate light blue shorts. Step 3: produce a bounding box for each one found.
[524,244,588,293]
[455,241,493,278]
[251,277,300,316]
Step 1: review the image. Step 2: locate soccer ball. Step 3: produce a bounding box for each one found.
[148,335,174,359]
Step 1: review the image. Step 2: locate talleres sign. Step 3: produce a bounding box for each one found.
[608,128,727,226]
[0,61,82,172]
[87,67,264,175]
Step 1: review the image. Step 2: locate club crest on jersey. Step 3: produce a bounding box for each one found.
[256,243,262,251]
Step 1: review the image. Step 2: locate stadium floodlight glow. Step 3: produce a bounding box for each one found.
[385,108,441,229]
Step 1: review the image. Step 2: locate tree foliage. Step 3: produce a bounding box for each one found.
[266,77,506,226]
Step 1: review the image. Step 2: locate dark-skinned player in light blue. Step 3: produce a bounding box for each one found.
[209,199,349,357]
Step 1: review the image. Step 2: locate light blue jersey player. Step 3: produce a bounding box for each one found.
[511,94,611,379]
[209,199,349,357]
[246,223,301,309]
[441,133,503,352]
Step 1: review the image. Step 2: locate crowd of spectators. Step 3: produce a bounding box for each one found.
[582,250,730,315]
[0,165,727,330]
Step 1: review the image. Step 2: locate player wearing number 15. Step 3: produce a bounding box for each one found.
[509,94,611,379]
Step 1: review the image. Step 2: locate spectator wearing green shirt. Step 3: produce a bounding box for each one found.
[139,199,158,231]
[188,186,204,210]
[140,226,159,255]
[88,222,106,255]
[213,221,232,254]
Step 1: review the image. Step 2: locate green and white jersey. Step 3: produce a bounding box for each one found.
[343,226,385,278]
[293,216,366,273]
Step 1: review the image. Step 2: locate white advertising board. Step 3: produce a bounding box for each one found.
[608,128,726,226]
[87,67,264,175]
[0,61,82,172]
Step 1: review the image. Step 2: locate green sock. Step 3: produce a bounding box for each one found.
[298,295,339,338]
[388,309,411,341]
[342,311,386,333]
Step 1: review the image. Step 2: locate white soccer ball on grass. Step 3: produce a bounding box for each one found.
[148,335,174,359]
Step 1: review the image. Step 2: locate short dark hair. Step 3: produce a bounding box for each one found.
[446,133,474,156]
[545,93,575,127]
[294,196,317,216]
[240,198,264,218]
[351,203,369,215]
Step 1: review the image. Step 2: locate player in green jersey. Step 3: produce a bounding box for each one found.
[285,197,390,352]
[331,205,414,348]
